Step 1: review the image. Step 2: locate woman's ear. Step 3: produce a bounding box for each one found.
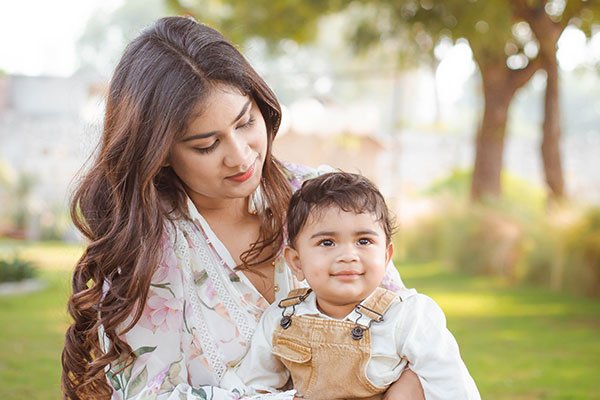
[284,246,305,281]
[162,153,171,168]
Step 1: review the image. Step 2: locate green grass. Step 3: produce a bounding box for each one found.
[0,241,599,399]
[0,240,80,400]
[400,262,600,400]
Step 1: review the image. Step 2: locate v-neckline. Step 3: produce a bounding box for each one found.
[186,197,271,305]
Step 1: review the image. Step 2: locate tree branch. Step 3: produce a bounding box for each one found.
[510,55,543,89]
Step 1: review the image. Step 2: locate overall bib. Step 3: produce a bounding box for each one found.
[272,287,398,400]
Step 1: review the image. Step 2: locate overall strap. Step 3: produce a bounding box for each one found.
[355,287,398,322]
[278,287,313,308]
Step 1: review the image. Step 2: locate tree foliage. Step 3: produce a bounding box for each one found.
[166,0,346,46]
[78,0,167,77]
[168,0,600,200]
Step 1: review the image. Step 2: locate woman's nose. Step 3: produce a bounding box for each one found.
[223,135,250,168]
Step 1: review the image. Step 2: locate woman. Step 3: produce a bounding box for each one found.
[61,16,425,400]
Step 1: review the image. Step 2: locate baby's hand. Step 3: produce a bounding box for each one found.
[384,369,425,400]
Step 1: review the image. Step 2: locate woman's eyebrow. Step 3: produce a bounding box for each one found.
[231,99,252,124]
[180,131,218,142]
[180,99,252,142]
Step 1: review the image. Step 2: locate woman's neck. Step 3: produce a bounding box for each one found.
[192,196,250,221]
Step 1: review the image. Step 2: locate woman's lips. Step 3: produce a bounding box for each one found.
[227,161,256,183]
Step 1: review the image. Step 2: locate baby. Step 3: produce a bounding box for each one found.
[222,172,480,399]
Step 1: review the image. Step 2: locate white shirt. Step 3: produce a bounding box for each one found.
[222,288,481,400]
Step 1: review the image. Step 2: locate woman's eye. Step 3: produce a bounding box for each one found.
[357,238,372,246]
[237,116,255,130]
[194,141,219,154]
[319,239,334,247]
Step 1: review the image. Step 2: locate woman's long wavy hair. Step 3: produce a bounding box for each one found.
[61,16,291,399]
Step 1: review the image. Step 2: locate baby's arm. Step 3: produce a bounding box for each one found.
[220,303,293,397]
[396,294,481,400]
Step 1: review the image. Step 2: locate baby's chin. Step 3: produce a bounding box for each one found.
[316,290,375,307]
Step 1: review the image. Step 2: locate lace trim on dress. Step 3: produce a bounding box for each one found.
[171,221,228,380]
[174,215,259,381]
[183,219,255,344]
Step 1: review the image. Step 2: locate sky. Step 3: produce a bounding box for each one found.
[0,0,597,80]
[0,0,122,76]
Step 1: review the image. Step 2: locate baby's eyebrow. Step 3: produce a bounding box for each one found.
[355,229,380,236]
[309,231,337,240]
[309,229,380,240]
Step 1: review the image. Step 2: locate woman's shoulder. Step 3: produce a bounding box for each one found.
[279,161,336,192]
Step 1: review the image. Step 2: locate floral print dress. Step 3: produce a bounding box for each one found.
[103,163,405,400]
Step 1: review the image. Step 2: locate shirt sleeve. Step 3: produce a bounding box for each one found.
[396,295,481,400]
[102,236,251,400]
[221,304,292,396]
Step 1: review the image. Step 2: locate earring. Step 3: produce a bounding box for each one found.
[248,185,264,215]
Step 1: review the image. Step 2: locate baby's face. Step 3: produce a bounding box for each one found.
[285,207,392,318]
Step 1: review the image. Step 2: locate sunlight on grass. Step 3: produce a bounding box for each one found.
[436,293,575,318]
[430,293,499,316]
[0,239,83,271]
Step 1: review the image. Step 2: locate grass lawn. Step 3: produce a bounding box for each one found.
[1,241,599,399]
[400,262,600,400]
[0,240,81,400]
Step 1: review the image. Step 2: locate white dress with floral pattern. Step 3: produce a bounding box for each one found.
[103,163,405,400]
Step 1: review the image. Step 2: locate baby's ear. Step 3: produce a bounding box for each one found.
[284,246,305,281]
[385,243,394,265]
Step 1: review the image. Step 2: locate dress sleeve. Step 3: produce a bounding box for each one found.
[280,161,336,193]
[220,305,293,397]
[395,295,481,400]
[380,259,406,293]
[102,237,251,400]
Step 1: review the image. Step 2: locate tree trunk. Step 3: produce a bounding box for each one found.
[525,7,566,201]
[541,58,565,201]
[471,78,512,200]
[497,1,572,203]
[430,58,442,125]
[470,50,542,201]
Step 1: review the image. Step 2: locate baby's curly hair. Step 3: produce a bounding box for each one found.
[287,172,395,247]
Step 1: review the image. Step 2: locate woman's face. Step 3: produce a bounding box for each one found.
[168,84,268,207]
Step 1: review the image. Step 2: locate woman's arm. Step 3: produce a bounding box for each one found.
[104,297,245,399]
[103,239,247,400]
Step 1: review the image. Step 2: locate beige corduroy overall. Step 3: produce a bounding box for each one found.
[272,287,398,400]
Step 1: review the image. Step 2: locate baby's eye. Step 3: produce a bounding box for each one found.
[318,239,335,247]
[357,238,372,246]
